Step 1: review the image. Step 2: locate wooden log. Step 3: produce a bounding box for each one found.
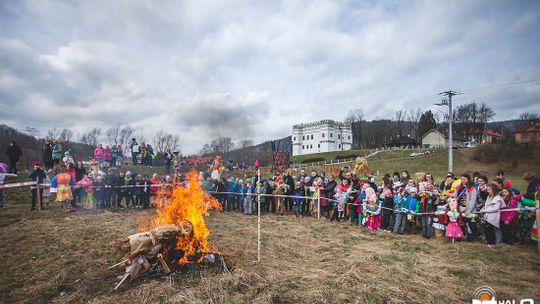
[157,253,171,273]
[108,259,130,270]
[114,272,130,290]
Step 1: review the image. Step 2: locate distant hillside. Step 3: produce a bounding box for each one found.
[0,124,94,170]
[349,119,522,149]
[204,136,292,167]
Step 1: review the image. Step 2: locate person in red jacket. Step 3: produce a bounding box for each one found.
[94,144,105,164]
[500,187,519,246]
[104,145,113,168]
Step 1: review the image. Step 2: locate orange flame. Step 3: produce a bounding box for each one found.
[150,170,222,265]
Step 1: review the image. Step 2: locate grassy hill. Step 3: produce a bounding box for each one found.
[286,147,537,191]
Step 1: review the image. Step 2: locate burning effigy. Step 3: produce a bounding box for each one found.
[110,171,223,289]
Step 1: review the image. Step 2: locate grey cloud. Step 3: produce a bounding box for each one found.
[1,0,539,153]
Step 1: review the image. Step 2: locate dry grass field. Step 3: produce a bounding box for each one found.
[0,199,539,304]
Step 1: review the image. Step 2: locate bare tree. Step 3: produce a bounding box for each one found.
[154,130,167,152]
[210,137,235,154]
[80,127,102,146]
[137,130,147,145]
[24,127,39,138]
[199,144,213,155]
[344,109,364,124]
[344,109,364,148]
[393,110,406,137]
[407,108,422,139]
[453,102,495,141]
[47,127,61,140]
[517,112,539,130]
[106,124,121,145]
[239,139,254,149]
[165,134,179,152]
[59,128,73,142]
[119,125,135,147]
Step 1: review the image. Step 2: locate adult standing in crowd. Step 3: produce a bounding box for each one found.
[28,161,46,210]
[42,139,53,170]
[52,140,62,167]
[116,144,123,167]
[75,161,86,203]
[522,172,540,200]
[130,138,139,166]
[94,144,105,165]
[481,182,504,247]
[144,144,154,167]
[5,141,22,174]
[165,148,173,175]
[104,145,112,167]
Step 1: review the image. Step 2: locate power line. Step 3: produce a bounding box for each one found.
[462,78,540,94]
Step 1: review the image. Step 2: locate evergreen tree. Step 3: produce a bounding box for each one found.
[417,110,437,139]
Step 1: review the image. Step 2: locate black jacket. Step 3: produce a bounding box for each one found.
[6,144,22,162]
[525,177,540,200]
[42,144,52,162]
[28,168,47,183]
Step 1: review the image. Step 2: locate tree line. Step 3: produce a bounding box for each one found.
[345,102,539,149]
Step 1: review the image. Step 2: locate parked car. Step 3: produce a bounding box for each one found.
[410,151,431,157]
[464,141,478,148]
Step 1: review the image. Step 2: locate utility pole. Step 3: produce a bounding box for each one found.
[436,91,461,172]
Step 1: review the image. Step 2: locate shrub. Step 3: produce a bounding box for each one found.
[301,157,325,164]
[335,154,359,160]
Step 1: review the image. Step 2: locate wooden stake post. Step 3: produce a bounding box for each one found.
[317,196,321,219]
[36,177,41,211]
[257,169,261,262]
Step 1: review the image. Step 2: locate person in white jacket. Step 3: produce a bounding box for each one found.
[480,183,504,247]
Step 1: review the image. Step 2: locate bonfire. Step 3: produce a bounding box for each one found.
[110,171,223,289]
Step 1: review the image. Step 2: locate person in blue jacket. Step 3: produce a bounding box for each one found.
[393,187,407,234]
[225,177,237,212]
[405,188,419,234]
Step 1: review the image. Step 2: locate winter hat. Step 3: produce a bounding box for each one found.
[409,187,418,194]
[32,161,41,167]
[64,151,71,156]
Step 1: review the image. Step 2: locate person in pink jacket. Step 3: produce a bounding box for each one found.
[500,187,519,246]
[94,144,105,164]
[104,145,112,167]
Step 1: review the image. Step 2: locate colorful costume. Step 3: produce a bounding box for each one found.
[55,173,74,203]
[444,208,464,239]
[209,156,225,181]
[364,187,381,231]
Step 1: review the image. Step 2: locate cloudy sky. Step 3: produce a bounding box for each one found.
[1,0,539,153]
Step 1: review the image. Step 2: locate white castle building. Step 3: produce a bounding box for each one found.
[292,120,353,156]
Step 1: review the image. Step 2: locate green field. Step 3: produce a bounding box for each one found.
[289,148,536,191]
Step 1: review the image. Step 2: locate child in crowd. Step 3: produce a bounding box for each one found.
[432,189,447,238]
[243,180,254,215]
[0,163,17,208]
[133,174,144,208]
[124,172,134,207]
[93,175,106,209]
[364,186,381,231]
[405,187,419,234]
[393,187,407,234]
[292,185,304,218]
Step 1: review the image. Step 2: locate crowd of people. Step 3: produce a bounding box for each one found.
[2,139,540,248]
[202,167,539,247]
